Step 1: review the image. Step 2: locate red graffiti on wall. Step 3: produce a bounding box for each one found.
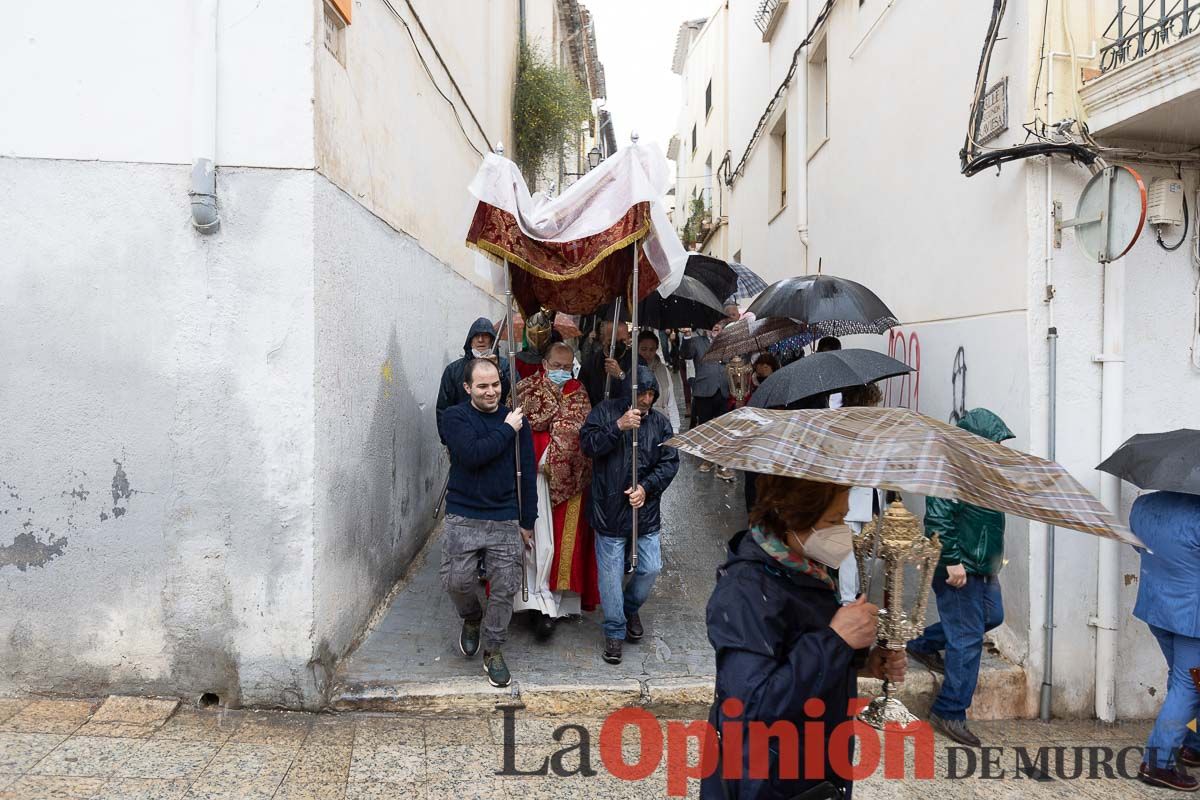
[885,329,921,411]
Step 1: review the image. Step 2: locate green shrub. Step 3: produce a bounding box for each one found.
[513,44,593,189]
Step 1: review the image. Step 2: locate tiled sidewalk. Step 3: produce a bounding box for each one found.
[0,695,1167,799]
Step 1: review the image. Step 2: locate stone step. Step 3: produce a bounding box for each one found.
[329,657,1031,720]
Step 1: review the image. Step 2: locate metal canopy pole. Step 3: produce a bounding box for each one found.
[603,297,623,400]
[628,130,642,574]
[629,238,640,573]
[503,258,529,602]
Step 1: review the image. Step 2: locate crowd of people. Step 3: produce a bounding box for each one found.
[432,310,1200,798]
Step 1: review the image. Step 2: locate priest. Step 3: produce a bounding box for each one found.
[512,341,600,637]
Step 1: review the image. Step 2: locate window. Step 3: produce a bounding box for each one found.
[691,124,697,154]
[768,113,787,217]
[807,33,829,157]
[323,1,348,65]
[705,80,713,118]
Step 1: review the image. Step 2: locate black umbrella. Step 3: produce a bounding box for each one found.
[684,254,738,304]
[747,275,899,336]
[749,349,913,409]
[1097,429,1200,496]
[601,274,727,330]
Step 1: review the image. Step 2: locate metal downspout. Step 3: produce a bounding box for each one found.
[190,0,219,234]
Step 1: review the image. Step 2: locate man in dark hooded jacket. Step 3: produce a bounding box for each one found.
[907,408,1014,747]
[580,364,679,665]
[437,317,511,444]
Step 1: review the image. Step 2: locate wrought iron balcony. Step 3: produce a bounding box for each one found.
[1099,0,1200,73]
[754,0,788,40]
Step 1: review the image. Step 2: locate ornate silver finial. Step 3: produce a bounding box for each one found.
[631,130,640,144]
[494,141,505,155]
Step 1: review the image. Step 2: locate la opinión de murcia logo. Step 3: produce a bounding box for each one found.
[495,703,1165,795]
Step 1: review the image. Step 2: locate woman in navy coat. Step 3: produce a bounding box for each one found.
[702,476,906,800]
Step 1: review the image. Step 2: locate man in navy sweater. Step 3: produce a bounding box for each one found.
[439,358,537,688]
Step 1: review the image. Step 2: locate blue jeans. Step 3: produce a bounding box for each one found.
[907,573,1004,720]
[1144,625,1200,769]
[594,531,662,640]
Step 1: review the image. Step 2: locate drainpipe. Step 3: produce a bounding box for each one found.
[1039,327,1058,722]
[190,0,219,234]
[519,0,526,47]
[1037,42,1060,723]
[1093,257,1124,722]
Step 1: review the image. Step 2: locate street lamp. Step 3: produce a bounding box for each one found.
[587,146,603,170]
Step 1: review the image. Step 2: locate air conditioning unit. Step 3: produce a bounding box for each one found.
[1148,177,1185,227]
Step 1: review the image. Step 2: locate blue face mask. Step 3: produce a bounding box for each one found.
[547,369,572,386]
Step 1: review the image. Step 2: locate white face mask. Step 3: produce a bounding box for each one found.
[800,524,854,569]
[471,348,490,358]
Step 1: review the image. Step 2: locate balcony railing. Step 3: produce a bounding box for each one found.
[754,0,787,39]
[1099,0,1200,73]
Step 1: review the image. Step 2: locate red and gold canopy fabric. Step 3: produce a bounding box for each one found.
[465,144,686,316]
[468,201,658,315]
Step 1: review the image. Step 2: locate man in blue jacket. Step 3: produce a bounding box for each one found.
[1130,490,1200,791]
[439,358,536,688]
[581,364,679,665]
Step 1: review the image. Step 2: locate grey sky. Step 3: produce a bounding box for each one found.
[587,0,721,158]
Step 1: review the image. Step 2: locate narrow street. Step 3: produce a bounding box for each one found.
[332,377,743,708]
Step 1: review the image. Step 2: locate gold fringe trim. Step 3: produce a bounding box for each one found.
[467,215,651,284]
[556,494,584,589]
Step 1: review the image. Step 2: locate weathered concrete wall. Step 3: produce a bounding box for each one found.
[311,176,501,678]
[0,158,319,707]
[1026,161,1200,719]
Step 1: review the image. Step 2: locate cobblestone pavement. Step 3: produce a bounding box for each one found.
[0,696,1166,798]
[333,372,746,697]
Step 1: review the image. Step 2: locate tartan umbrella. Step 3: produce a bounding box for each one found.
[701,317,808,363]
[666,406,1140,546]
[729,261,769,300]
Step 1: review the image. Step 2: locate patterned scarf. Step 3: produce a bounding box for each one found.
[750,526,837,590]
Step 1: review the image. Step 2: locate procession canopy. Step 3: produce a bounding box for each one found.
[465,142,686,316]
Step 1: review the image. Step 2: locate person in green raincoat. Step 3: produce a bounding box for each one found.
[907,408,1014,748]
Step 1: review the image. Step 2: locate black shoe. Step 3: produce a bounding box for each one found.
[603,638,623,665]
[459,619,481,657]
[929,713,981,747]
[909,648,945,675]
[1182,748,1200,769]
[1138,763,1199,791]
[482,650,511,688]
[535,614,557,641]
[626,612,644,642]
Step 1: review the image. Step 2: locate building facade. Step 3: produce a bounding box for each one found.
[703,0,1200,720]
[671,9,732,260]
[523,0,617,194]
[0,0,522,708]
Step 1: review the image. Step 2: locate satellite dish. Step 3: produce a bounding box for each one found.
[1058,166,1147,263]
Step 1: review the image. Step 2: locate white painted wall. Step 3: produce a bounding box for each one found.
[0,0,314,168]
[0,159,319,707]
[675,8,730,259]
[315,0,520,293]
